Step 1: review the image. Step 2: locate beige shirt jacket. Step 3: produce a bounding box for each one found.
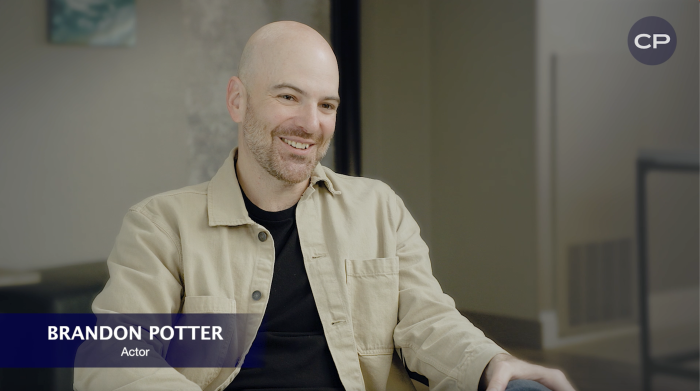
[74,149,508,391]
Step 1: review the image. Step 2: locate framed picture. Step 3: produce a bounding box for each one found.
[49,0,136,46]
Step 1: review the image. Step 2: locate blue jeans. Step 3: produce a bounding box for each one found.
[506,379,552,391]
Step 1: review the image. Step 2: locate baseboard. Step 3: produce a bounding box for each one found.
[539,309,638,349]
[537,287,699,349]
[459,310,542,349]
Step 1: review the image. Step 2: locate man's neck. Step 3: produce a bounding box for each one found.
[235,148,309,212]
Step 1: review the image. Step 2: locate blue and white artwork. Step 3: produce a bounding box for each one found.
[49,0,136,46]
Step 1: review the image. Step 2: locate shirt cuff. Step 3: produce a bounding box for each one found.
[460,344,510,391]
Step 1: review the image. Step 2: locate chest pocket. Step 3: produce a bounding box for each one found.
[346,257,399,355]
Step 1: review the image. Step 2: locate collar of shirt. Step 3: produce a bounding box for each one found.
[207,148,341,227]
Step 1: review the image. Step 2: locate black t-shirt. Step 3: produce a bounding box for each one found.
[225,190,344,391]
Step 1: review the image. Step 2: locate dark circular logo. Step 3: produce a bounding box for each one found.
[628,16,676,65]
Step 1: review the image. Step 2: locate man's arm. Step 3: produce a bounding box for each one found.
[389,192,576,391]
[74,207,200,391]
[390,192,508,390]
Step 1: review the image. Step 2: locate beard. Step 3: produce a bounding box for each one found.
[241,102,332,185]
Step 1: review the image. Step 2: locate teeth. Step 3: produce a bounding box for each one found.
[282,138,310,150]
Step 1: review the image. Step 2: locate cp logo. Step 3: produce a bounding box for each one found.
[628,16,676,65]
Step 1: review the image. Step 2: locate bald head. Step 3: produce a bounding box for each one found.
[238,21,338,94]
[227,21,339,193]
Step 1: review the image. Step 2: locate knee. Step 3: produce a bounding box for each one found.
[505,379,552,391]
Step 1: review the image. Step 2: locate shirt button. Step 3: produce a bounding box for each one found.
[252,290,262,301]
[258,232,267,242]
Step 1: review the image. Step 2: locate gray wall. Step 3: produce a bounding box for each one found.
[536,0,698,336]
[362,0,539,320]
[0,0,190,270]
[0,0,330,271]
[429,0,538,320]
[361,0,433,245]
[361,0,698,329]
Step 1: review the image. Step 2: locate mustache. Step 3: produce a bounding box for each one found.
[271,125,324,144]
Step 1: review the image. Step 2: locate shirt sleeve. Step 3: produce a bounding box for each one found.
[390,192,509,391]
[73,207,201,391]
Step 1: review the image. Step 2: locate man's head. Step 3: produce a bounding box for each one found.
[227,21,339,185]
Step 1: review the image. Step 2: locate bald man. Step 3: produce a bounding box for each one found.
[75,22,574,391]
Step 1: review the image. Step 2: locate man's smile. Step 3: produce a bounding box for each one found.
[279,136,314,152]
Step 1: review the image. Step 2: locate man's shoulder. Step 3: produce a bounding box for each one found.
[320,166,396,200]
[129,181,209,215]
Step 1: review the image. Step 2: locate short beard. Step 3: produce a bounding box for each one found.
[241,102,332,185]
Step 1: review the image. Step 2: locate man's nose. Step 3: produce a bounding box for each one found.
[295,103,321,134]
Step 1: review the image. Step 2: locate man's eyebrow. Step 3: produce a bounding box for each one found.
[272,83,340,103]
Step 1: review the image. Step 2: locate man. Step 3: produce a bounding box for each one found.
[75,21,575,391]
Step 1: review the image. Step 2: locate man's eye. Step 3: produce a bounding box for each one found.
[321,103,336,110]
[281,94,294,100]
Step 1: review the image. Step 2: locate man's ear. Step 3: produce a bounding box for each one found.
[227,76,246,123]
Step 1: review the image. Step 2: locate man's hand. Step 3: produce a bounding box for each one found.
[480,353,576,391]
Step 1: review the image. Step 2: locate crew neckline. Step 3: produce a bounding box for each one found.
[240,187,297,222]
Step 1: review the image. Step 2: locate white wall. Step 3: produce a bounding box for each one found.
[0,0,190,270]
[0,0,332,271]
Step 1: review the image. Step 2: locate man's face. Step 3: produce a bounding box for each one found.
[240,67,339,185]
